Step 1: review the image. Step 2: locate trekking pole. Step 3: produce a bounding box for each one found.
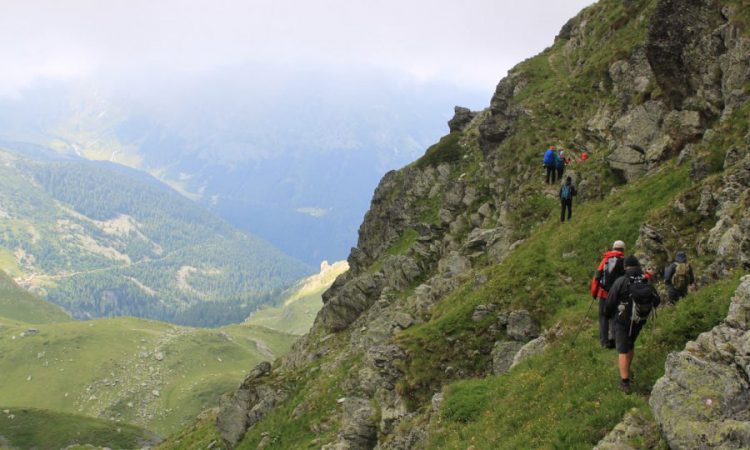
[571,298,596,346]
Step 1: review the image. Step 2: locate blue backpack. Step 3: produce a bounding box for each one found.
[561,184,571,200]
[543,149,555,166]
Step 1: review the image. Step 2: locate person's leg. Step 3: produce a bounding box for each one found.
[598,299,610,347]
[560,201,566,222]
[618,351,633,379]
[566,200,572,220]
[545,166,552,184]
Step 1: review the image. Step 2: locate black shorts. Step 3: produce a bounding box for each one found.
[615,320,644,354]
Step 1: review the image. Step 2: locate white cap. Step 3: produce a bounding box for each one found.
[612,240,626,250]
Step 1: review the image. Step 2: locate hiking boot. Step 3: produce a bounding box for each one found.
[619,379,632,395]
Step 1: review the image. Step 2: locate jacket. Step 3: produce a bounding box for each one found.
[590,250,624,299]
[604,267,661,323]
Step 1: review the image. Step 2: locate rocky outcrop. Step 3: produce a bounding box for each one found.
[650,276,750,449]
[594,410,663,450]
[217,362,284,447]
[448,106,477,133]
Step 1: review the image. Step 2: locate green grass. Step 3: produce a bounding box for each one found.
[426,273,742,449]
[414,133,464,169]
[0,407,157,449]
[0,271,70,324]
[245,262,348,335]
[235,354,361,450]
[0,316,297,436]
[396,164,690,405]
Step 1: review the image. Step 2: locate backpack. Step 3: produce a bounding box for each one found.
[627,274,655,323]
[599,256,621,291]
[561,184,571,200]
[543,150,554,166]
[672,263,690,291]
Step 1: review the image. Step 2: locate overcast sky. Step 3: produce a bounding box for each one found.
[0,0,594,98]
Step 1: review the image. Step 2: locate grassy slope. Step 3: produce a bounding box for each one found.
[0,317,296,436]
[0,271,70,324]
[244,261,348,335]
[0,407,158,450]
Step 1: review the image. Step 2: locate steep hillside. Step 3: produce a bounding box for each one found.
[0,271,69,324]
[0,407,158,450]
[245,261,349,335]
[0,149,311,326]
[163,0,750,448]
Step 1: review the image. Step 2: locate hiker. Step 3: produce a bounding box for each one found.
[664,251,695,304]
[590,241,626,348]
[559,176,576,222]
[556,150,567,180]
[543,145,557,184]
[605,255,660,394]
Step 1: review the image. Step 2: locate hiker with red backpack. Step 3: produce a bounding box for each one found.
[590,241,626,348]
[604,255,661,394]
[559,176,577,222]
[664,251,695,305]
[543,146,557,184]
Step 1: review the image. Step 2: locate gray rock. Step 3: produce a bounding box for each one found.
[217,362,285,447]
[336,397,378,450]
[318,273,385,332]
[650,277,750,449]
[510,335,548,369]
[506,310,540,341]
[471,304,496,323]
[447,106,477,133]
[697,185,715,217]
[594,409,662,450]
[437,252,471,279]
[491,341,525,375]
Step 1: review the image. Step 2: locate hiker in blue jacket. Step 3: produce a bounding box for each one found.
[559,176,577,222]
[543,145,557,184]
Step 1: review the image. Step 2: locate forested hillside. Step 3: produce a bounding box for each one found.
[0,149,311,325]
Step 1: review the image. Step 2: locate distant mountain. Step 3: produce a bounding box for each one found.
[0,66,488,264]
[0,148,311,325]
[245,260,348,335]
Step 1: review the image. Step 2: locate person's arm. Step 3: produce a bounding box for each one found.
[591,273,601,299]
[688,265,695,285]
[605,278,622,318]
[572,186,577,197]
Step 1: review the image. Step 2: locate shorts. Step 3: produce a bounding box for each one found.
[615,320,644,354]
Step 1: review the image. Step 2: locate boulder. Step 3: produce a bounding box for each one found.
[506,310,540,341]
[650,276,750,449]
[491,341,525,375]
[594,409,662,450]
[448,106,477,133]
[510,335,548,369]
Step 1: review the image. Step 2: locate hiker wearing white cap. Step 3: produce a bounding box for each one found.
[589,241,626,348]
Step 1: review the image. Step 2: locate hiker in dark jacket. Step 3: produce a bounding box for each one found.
[543,146,557,184]
[556,150,567,180]
[663,251,695,304]
[559,176,576,222]
[590,241,626,348]
[605,255,661,394]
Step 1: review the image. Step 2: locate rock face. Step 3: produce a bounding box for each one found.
[650,276,750,449]
[447,106,477,133]
[217,362,285,447]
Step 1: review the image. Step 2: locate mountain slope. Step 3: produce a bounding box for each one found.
[0,149,311,325]
[0,271,69,324]
[244,261,348,335]
[162,0,750,448]
[0,407,159,450]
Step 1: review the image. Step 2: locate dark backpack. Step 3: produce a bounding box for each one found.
[627,274,655,322]
[599,257,621,291]
[561,184,571,200]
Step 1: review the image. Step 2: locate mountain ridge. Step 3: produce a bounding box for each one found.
[160,0,750,448]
